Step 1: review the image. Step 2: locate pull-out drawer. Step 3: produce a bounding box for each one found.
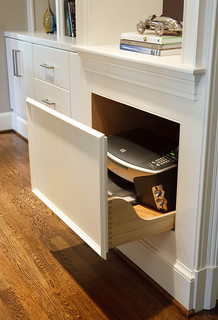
[26,98,175,259]
[108,198,175,249]
[33,44,70,90]
[34,78,70,117]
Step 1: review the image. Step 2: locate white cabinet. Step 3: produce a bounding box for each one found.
[33,44,80,118]
[5,34,82,136]
[5,38,34,122]
[33,44,71,116]
[26,97,176,259]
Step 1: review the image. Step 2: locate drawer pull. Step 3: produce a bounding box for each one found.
[42,99,56,106]
[12,49,16,76]
[12,49,22,77]
[40,63,54,69]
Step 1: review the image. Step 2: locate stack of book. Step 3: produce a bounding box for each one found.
[120,31,182,56]
[65,0,76,37]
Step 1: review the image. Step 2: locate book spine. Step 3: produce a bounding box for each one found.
[120,39,182,50]
[120,33,182,45]
[121,34,147,42]
[71,1,76,37]
[145,36,182,45]
[67,1,76,37]
[145,35,164,44]
[65,0,71,37]
[67,2,73,36]
[121,33,163,44]
[120,43,161,56]
[120,39,162,50]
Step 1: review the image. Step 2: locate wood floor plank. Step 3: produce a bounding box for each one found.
[0,192,105,320]
[0,132,217,320]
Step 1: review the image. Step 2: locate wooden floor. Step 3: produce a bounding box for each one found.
[0,132,217,320]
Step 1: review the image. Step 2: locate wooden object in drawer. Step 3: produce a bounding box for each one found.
[108,197,175,248]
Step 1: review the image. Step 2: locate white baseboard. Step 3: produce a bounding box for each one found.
[118,239,195,311]
[119,239,218,312]
[12,113,28,139]
[0,111,28,139]
[203,266,218,309]
[0,112,13,131]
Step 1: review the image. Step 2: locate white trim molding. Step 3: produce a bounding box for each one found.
[118,239,195,311]
[0,112,13,131]
[182,0,218,68]
[118,239,218,312]
[77,47,206,101]
[26,0,35,32]
[193,6,218,311]
[76,0,91,46]
[119,239,218,312]
[55,0,65,38]
[12,113,28,139]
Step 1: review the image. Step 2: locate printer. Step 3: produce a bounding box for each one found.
[107,128,178,212]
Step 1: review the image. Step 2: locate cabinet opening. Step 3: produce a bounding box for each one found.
[92,93,179,141]
[92,93,180,217]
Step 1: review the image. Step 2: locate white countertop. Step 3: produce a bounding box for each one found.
[4,31,77,51]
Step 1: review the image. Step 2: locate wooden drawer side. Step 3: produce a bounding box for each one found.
[108,198,175,248]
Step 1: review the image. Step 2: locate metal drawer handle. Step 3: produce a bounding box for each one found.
[12,49,16,76]
[12,49,22,77]
[42,99,56,106]
[40,63,54,69]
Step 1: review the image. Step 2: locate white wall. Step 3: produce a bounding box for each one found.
[0,1,28,113]
[77,0,163,45]
[90,0,163,43]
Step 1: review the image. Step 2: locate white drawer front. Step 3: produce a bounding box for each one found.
[33,44,70,90]
[34,78,70,117]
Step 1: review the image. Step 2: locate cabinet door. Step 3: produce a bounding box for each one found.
[5,38,34,119]
[26,98,108,258]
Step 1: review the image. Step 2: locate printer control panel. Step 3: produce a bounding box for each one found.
[145,147,179,170]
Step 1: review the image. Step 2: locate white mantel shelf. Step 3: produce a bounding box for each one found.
[75,45,206,101]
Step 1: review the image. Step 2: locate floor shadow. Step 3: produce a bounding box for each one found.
[51,243,175,320]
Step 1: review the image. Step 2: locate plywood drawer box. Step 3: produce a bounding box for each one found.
[34,78,70,117]
[33,44,70,90]
[26,98,176,259]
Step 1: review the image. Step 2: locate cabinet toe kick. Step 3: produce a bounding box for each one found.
[108,197,176,248]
